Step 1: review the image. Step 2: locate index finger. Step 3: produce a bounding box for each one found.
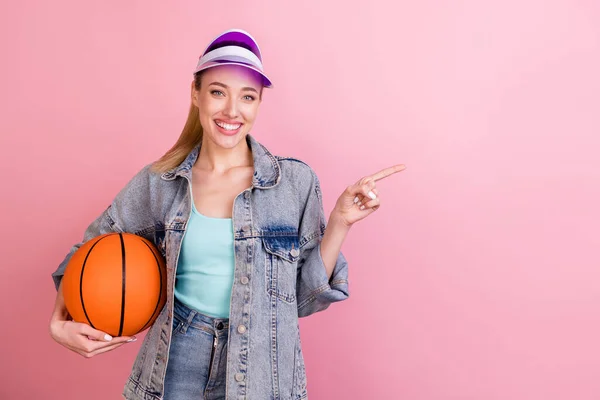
[368,164,406,182]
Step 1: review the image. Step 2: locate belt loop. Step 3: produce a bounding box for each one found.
[181,309,197,334]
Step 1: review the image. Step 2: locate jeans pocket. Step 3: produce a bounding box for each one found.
[262,235,300,304]
[171,315,185,338]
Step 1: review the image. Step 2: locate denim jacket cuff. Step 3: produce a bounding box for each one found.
[296,241,349,317]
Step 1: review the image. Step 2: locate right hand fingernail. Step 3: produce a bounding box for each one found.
[127,337,137,342]
[104,334,113,341]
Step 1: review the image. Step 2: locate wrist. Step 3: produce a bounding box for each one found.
[51,307,71,323]
[49,318,65,340]
[329,210,352,231]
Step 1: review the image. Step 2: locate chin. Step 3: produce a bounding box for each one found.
[209,131,247,149]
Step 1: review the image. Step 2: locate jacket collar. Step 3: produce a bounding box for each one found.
[160,134,280,189]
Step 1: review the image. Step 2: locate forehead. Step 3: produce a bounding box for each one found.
[201,65,263,89]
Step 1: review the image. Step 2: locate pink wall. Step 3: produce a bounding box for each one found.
[1,1,599,399]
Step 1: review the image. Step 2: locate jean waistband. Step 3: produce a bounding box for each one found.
[173,296,230,334]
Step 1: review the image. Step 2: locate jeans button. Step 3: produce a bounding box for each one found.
[216,322,224,330]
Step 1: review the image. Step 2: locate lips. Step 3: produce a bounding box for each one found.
[214,120,242,136]
[215,120,242,130]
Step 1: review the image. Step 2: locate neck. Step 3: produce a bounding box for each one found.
[195,135,253,173]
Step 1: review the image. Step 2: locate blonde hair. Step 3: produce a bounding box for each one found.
[150,73,204,173]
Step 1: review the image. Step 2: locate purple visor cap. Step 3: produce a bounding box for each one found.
[194,29,273,88]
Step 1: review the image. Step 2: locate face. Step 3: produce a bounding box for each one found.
[192,64,264,150]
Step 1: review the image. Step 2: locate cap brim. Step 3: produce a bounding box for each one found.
[193,62,273,88]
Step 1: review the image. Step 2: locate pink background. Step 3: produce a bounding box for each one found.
[1,0,599,399]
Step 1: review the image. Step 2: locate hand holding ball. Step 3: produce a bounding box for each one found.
[61,233,167,337]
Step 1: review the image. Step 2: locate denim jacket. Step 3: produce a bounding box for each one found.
[51,134,350,400]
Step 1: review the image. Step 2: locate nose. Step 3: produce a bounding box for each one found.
[223,97,239,119]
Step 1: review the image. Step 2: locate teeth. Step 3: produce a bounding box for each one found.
[216,121,241,131]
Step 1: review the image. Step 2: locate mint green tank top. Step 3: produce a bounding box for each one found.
[174,198,235,318]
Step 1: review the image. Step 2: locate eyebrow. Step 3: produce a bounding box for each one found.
[208,81,259,94]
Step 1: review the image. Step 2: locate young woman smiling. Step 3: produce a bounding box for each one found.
[49,29,405,400]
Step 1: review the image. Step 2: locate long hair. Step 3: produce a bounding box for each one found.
[150,73,204,173]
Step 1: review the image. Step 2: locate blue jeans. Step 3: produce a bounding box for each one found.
[163,297,229,400]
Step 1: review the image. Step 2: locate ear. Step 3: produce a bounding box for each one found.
[191,81,199,107]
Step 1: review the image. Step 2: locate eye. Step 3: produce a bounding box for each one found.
[243,95,256,101]
[210,90,224,96]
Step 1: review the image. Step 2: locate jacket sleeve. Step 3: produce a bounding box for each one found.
[51,206,121,291]
[296,169,349,318]
[50,165,152,291]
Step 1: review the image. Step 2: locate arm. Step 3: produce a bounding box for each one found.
[49,279,136,357]
[319,213,351,280]
[49,165,154,356]
[294,162,406,318]
[295,170,350,318]
[51,205,120,290]
[51,164,154,290]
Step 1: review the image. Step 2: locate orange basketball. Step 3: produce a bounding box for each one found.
[62,232,167,337]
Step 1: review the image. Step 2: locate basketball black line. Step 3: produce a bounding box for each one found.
[139,240,164,332]
[80,235,111,330]
[118,233,126,337]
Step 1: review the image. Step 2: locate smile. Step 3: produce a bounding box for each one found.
[215,121,242,131]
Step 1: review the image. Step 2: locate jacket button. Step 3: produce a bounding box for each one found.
[244,191,250,199]
[241,276,249,285]
[290,248,300,257]
[235,373,245,382]
[237,325,247,334]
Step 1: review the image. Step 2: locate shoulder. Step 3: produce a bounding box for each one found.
[275,155,320,183]
[114,163,166,200]
[127,163,160,187]
[274,155,322,200]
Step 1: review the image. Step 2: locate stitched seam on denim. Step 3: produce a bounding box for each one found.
[264,250,297,303]
[134,226,155,237]
[267,287,296,303]
[262,240,300,263]
[125,377,160,400]
[298,281,332,308]
[106,205,124,233]
[259,230,299,237]
[172,314,217,335]
[299,231,321,248]
[298,280,348,310]
[274,156,310,167]
[310,283,330,297]
[297,294,316,310]
[331,279,348,285]
[259,142,280,187]
[189,324,217,335]
[165,222,186,231]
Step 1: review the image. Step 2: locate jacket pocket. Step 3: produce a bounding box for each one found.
[262,234,300,304]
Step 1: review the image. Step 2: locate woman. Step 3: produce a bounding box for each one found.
[49,29,405,400]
